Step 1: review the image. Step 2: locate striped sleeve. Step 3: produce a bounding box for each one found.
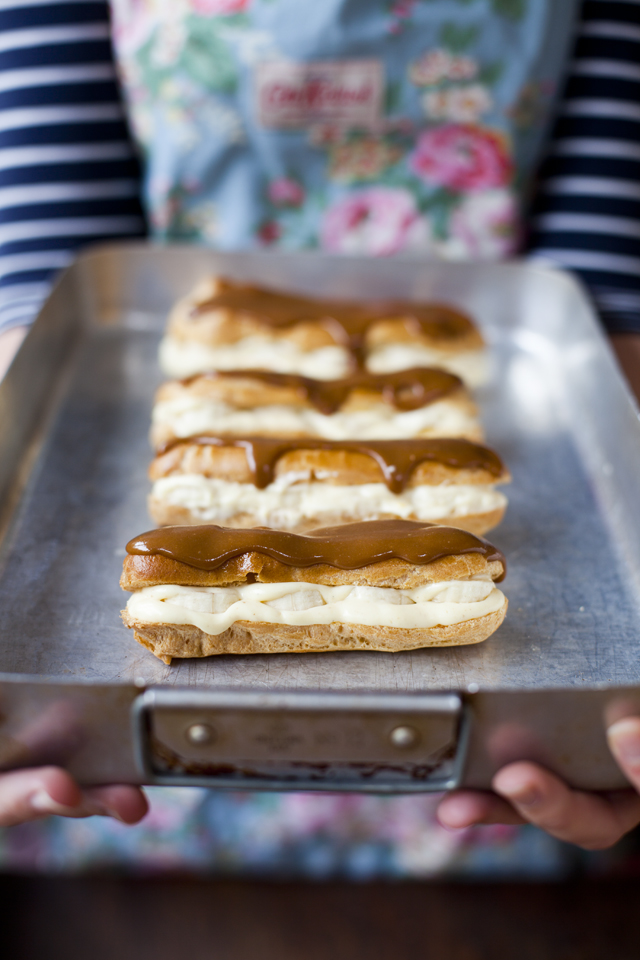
[0,0,146,334]
[528,0,640,334]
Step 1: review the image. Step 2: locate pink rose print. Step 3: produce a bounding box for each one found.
[268,178,305,207]
[390,0,417,17]
[409,124,512,193]
[320,186,432,257]
[189,0,250,13]
[387,0,418,33]
[450,189,519,259]
[257,220,281,244]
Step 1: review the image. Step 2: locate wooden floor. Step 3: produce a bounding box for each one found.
[1,876,638,960]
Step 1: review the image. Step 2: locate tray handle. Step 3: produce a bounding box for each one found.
[132,689,470,793]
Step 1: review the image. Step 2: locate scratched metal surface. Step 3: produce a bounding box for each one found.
[1,245,639,693]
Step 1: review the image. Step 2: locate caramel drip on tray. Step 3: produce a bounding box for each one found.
[185,367,463,415]
[158,436,504,493]
[126,519,505,578]
[189,282,476,366]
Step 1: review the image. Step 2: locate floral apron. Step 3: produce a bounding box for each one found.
[109,0,578,258]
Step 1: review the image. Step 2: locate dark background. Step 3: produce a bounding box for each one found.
[1,873,640,959]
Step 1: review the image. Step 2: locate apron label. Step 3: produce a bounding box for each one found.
[256,59,384,129]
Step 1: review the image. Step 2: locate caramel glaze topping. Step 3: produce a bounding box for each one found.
[126,519,506,579]
[157,436,505,494]
[189,282,476,366]
[182,367,464,415]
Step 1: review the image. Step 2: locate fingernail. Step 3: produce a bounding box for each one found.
[82,800,126,822]
[510,788,541,807]
[76,801,125,821]
[607,719,640,765]
[104,810,126,823]
[30,790,81,816]
[437,811,467,830]
[494,778,540,807]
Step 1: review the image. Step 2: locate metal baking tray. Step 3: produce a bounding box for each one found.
[1,243,640,793]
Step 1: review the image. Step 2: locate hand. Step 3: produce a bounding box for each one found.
[437,717,640,850]
[0,767,148,828]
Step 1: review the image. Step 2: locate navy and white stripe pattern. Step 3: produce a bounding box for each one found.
[0,0,145,333]
[529,0,640,334]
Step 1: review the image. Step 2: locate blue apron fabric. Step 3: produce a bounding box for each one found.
[110,0,578,258]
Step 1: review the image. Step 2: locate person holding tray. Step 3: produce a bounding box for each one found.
[438,718,640,852]
[2,0,640,879]
[3,717,640,856]
[0,769,147,828]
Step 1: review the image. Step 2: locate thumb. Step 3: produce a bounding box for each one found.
[607,717,640,790]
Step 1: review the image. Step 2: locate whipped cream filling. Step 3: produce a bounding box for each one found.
[159,335,351,380]
[151,396,480,442]
[366,345,488,388]
[150,475,507,526]
[126,579,505,634]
